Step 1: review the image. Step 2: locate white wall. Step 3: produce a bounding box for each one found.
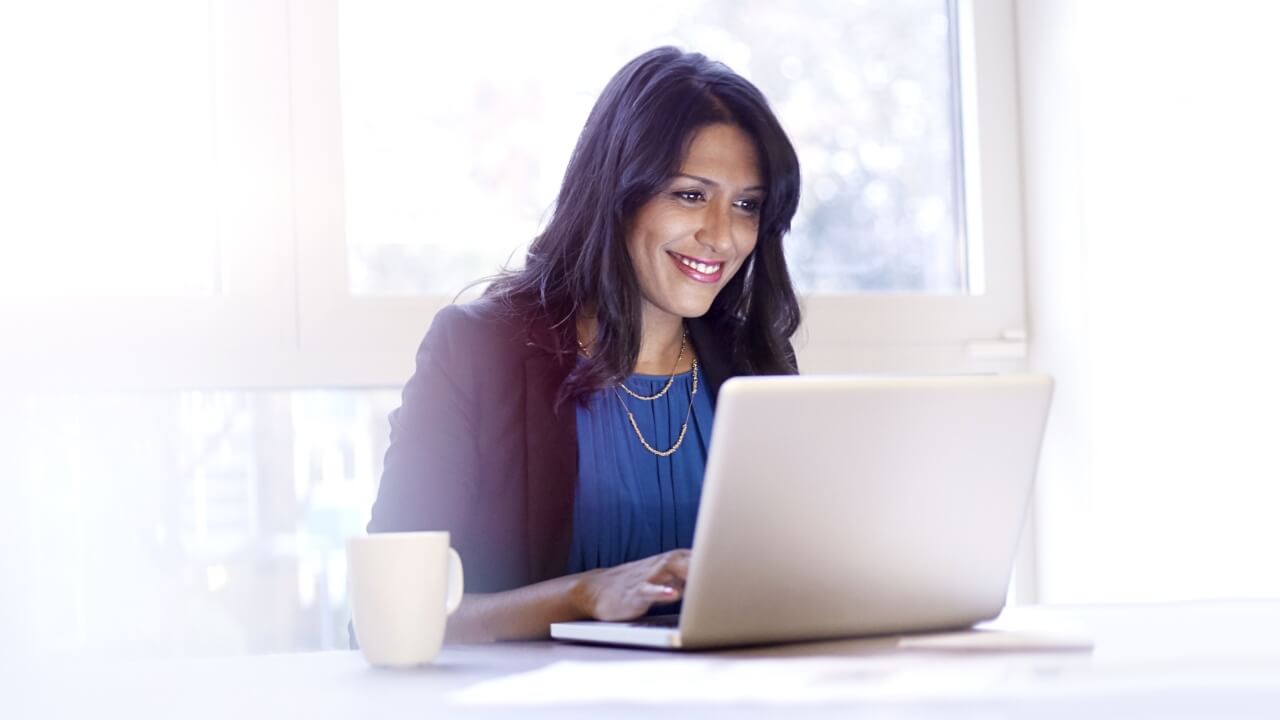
[1020,0,1280,603]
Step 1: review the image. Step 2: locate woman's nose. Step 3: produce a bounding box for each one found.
[695,205,733,253]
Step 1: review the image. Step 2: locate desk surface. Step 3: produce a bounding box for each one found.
[12,600,1280,719]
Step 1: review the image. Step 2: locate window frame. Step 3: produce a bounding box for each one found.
[287,0,1030,383]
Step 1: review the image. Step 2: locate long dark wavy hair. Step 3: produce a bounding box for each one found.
[486,46,802,405]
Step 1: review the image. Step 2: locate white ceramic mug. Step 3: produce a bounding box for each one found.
[347,531,464,667]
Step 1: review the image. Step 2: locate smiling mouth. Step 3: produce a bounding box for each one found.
[668,251,724,283]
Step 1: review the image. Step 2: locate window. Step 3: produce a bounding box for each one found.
[0,389,397,658]
[0,0,297,389]
[295,0,1027,377]
[0,2,219,299]
[2,0,1027,380]
[338,0,968,296]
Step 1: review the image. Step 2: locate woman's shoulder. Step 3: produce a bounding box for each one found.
[420,296,552,365]
[412,297,572,413]
[429,296,513,333]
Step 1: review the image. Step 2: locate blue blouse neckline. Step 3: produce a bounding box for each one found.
[567,367,713,578]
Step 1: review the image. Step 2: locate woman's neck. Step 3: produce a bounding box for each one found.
[575,306,693,375]
[634,306,691,375]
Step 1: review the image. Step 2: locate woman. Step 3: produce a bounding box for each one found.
[366,46,802,642]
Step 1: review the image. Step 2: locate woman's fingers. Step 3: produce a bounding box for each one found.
[637,583,681,611]
[662,550,691,581]
[639,582,680,600]
[646,550,690,591]
[584,550,693,620]
[597,583,678,621]
[644,553,689,602]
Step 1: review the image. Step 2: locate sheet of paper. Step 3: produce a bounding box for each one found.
[451,625,1098,706]
[451,656,1018,706]
[452,655,1280,707]
[897,628,1094,652]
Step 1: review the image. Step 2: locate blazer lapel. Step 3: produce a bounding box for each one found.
[523,351,577,583]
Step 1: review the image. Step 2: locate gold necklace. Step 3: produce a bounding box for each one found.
[613,357,699,457]
[578,331,689,402]
[621,331,687,401]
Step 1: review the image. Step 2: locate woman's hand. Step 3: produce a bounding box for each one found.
[571,549,691,622]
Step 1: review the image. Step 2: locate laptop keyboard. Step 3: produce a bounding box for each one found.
[627,614,680,628]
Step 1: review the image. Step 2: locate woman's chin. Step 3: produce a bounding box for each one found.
[672,300,716,320]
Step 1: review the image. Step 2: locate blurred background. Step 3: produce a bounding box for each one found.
[0,0,1277,660]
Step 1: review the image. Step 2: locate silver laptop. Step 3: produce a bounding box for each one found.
[551,374,1054,650]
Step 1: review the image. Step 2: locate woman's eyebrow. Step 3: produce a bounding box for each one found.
[675,173,766,193]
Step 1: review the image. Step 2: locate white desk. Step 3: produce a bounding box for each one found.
[12,601,1280,719]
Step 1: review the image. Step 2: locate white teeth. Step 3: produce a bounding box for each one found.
[677,256,721,274]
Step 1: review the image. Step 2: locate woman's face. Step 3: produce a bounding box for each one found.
[626,123,764,324]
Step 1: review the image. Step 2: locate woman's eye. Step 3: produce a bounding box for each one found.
[673,190,705,203]
[736,198,762,214]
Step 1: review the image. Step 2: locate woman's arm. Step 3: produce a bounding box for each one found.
[370,307,691,643]
[446,549,691,642]
[445,576,585,643]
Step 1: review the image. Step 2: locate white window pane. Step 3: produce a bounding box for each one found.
[0,389,398,658]
[0,2,219,298]
[338,0,966,296]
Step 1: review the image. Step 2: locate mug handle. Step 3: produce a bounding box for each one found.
[445,547,464,615]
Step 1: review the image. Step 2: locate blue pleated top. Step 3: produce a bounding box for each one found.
[566,363,714,575]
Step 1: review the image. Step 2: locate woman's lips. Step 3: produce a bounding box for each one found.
[668,251,724,283]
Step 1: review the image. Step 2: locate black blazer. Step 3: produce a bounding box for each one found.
[366,299,790,592]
